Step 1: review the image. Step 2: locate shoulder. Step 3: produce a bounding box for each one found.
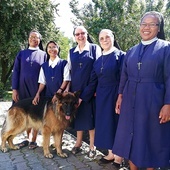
[157,39,170,47]
[70,46,76,52]
[42,61,48,68]
[59,58,67,63]
[125,43,140,55]
[89,43,101,55]
[155,39,170,55]
[16,49,29,58]
[95,54,102,63]
[114,48,126,56]
[19,49,29,54]
[89,43,100,49]
[129,43,140,51]
[59,58,68,66]
[37,49,46,54]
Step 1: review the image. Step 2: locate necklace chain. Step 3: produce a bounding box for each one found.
[29,51,38,67]
[101,55,110,73]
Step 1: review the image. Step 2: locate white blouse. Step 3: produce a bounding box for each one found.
[38,56,71,85]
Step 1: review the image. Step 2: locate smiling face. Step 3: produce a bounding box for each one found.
[74,26,88,46]
[140,14,160,41]
[47,42,59,59]
[28,32,41,48]
[99,29,114,52]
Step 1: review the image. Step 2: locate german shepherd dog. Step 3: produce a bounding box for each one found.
[1,91,80,158]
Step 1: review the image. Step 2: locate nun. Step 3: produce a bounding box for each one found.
[81,29,125,167]
[113,11,170,170]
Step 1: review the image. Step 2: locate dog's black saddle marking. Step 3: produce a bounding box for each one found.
[11,97,52,121]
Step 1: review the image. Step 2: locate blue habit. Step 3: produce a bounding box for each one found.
[81,49,125,149]
[12,49,47,99]
[69,44,97,130]
[112,39,170,168]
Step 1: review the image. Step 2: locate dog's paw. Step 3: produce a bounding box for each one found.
[57,152,68,158]
[1,147,8,153]
[44,153,54,159]
[12,145,20,150]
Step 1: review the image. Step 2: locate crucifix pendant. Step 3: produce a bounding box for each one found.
[79,63,82,68]
[51,77,54,81]
[30,61,33,66]
[137,62,142,70]
[100,67,103,73]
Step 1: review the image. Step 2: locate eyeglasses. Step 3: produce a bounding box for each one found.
[29,36,40,40]
[48,46,58,49]
[74,32,86,36]
[140,23,159,28]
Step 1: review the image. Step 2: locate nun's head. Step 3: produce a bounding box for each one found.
[140,11,165,41]
[99,29,121,51]
[28,30,44,50]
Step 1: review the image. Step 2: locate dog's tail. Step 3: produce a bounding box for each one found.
[1,119,7,136]
[43,102,48,118]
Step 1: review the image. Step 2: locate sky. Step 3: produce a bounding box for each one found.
[54,0,91,38]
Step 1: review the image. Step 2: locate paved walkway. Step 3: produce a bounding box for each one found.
[0,102,118,170]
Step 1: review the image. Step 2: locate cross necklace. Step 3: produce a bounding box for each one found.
[51,76,54,81]
[50,65,55,82]
[101,55,110,73]
[29,51,38,67]
[79,62,82,68]
[79,55,83,68]
[137,44,147,70]
[137,62,142,70]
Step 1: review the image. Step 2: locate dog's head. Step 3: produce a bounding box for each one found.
[55,91,81,120]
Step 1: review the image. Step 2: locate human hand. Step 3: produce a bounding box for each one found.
[57,88,63,93]
[12,89,19,102]
[32,94,40,105]
[115,94,123,114]
[78,98,82,107]
[159,104,170,124]
[52,95,57,103]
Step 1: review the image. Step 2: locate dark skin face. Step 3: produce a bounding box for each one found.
[140,15,160,41]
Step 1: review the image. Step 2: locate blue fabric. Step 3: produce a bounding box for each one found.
[42,59,67,97]
[12,49,47,99]
[82,49,125,149]
[69,43,97,130]
[112,39,170,168]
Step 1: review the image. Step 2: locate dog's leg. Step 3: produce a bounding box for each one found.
[7,135,20,150]
[1,133,9,152]
[53,130,68,158]
[1,131,19,152]
[1,121,8,152]
[1,108,27,152]
[42,126,53,159]
[1,121,18,152]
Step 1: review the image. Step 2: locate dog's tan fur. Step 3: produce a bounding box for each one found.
[1,91,80,158]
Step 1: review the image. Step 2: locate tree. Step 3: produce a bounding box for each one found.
[164,0,170,40]
[69,0,170,50]
[0,0,67,97]
[54,31,72,60]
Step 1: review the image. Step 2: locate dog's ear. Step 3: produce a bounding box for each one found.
[74,90,81,98]
[55,92,63,101]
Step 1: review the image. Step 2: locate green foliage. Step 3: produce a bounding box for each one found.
[50,31,71,60]
[69,0,170,50]
[164,1,170,40]
[0,0,71,96]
